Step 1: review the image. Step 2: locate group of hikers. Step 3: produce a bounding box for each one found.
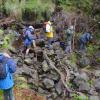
[22,20,93,55]
[0,19,93,100]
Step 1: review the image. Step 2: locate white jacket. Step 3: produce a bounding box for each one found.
[46,24,52,32]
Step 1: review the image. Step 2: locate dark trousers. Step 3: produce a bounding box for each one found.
[3,88,15,100]
[79,39,86,50]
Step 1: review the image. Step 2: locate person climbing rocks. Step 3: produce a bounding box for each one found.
[23,25,36,55]
[79,32,93,51]
[44,21,54,49]
[65,25,75,54]
[0,49,16,100]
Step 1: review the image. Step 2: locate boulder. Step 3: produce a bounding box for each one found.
[17,57,23,67]
[89,96,100,100]
[9,47,18,54]
[55,49,64,59]
[46,49,55,56]
[55,81,63,95]
[38,87,46,94]
[47,70,60,81]
[95,52,100,59]
[94,70,100,78]
[79,82,90,93]
[79,56,90,67]
[43,78,54,89]
[52,92,58,99]
[74,73,89,86]
[63,57,78,73]
[42,60,50,72]
[52,42,60,50]
[24,58,33,66]
[94,78,100,92]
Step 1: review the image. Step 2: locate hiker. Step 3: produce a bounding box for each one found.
[44,21,54,49]
[79,32,93,51]
[0,50,16,100]
[65,25,75,53]
[23,25,36,55]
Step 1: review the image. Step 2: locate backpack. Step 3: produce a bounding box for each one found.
[0,56,8,79]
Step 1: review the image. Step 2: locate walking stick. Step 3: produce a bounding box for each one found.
[72,18,76,51]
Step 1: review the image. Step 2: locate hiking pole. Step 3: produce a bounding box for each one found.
[72,18,77,51]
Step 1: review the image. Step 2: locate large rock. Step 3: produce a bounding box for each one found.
[42,60,50,72]
[89,96,100,100]
[9,47,18,54]
[94,78,100,92]
[95,52,100,59]
[38,87,46,94]
[47,70,60,81]
[17,57,23,67]
[55,49,64,59]
[52,42,60,50]
[24,58,33,66]
[74,72,89,86]
[79,82,90,93]
[46,49,55,56]
[43,78,54,89]
[63,57,78,73]
[79,56,90,68]
[55,81,63,95]
[94,70,100,78]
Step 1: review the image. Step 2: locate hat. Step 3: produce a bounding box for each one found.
[69,26,74,30]
[29,26,34,31]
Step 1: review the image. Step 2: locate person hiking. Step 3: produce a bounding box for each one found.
[79,32,93,51]
[23,25,36,55]
[44,21,54,49]
[65,25,75,54]
[0,49,16,100]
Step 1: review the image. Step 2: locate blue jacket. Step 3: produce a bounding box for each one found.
[80,32,92,43]
[24,29,36,46]
[0,54,16,90]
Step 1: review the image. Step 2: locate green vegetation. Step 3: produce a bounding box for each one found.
[0,0,100,28]
[72,93,88,100]
[1,34,15,49]
[0,0,55,21]
[15,76,29,89]
[0,90,3,100]
[70,52,77,64]
[0,0,100,22]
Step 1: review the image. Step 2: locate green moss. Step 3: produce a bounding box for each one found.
[15,76,29,89]
[72,93,88,100]
[69,53,77,64]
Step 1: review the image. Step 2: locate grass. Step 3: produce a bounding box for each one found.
[4,0,55,21]
[0,90,3,100]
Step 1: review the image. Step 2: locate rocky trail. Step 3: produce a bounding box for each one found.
[7,38,99,100]
[0,8,100,100]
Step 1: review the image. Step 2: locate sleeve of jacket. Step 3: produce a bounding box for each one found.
[7,58,17,73]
